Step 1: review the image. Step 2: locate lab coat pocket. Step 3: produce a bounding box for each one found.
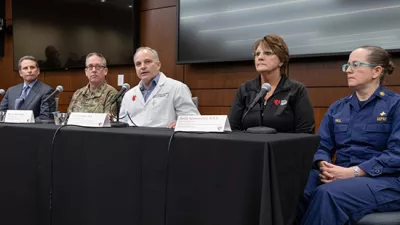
[151,96,169,120]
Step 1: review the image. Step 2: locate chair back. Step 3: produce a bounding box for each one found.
[192,97,199,108]
[55,97,59,112]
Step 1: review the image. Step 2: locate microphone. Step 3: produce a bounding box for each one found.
[43,85,63,103]
[37,85,63,123]
[110,83,130,128]
[247,83,271,110]
[111,83,130,103]
[0,89,5,96]
[241,83,272,131]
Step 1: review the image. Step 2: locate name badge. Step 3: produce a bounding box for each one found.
[154,93,169,98]
[4,110,35,123]
[175,115,232,132]
[67,112,111,127]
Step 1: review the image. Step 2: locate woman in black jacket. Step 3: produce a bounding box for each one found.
[228,34,315,133]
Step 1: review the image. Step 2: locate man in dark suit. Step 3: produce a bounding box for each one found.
[0,56,55,119]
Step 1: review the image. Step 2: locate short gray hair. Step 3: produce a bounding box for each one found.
[85,52,107,67]
[18,56,39,70]
[133,47,159,61]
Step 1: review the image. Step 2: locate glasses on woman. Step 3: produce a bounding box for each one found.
[342,61,379,72]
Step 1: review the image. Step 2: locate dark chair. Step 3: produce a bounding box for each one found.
[356,211,400,225]
[55,97,59,112]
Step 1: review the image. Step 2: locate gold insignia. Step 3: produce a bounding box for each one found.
[380,111,386,116]
[380,92,385,96]
[335,119,341,123]
[377,117,387,121]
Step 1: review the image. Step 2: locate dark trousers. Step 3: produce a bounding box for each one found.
[297,169,400,225]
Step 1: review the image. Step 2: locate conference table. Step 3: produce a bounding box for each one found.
[0,123,320,225]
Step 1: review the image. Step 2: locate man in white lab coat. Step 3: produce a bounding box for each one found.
[119,47,200,128]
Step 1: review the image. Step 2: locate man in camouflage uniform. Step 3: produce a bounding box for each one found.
[67,52,117,115]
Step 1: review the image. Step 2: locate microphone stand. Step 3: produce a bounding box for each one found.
[259,101,264,126]
[110,96,129,128]
[245,100,277,134]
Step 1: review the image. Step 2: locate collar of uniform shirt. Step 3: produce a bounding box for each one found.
[83,81,108,98]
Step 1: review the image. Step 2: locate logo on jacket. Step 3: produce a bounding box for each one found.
[274,99,281,106]
[132,95,136,101]
[335,119,342,123]
[377,111,387,121]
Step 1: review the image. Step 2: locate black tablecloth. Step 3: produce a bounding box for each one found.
[0,123,320,225]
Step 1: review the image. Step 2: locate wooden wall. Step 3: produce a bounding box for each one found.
[1,0,400,131]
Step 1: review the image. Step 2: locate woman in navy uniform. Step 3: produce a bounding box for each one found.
[298,46,400,225]
[228,34,315,133]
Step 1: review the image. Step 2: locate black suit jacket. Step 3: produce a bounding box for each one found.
[0,80,55,119]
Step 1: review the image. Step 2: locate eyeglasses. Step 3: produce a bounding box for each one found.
[86,65,105,70]
[342,61,379,72]
[253,50,275,57]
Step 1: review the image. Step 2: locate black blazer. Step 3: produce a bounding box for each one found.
[229,75,315,133]
[0,80,55,119]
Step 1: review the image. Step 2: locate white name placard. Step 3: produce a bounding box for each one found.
[5,110,35,123]
[67,112,111,127]
[175,115,232,132]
